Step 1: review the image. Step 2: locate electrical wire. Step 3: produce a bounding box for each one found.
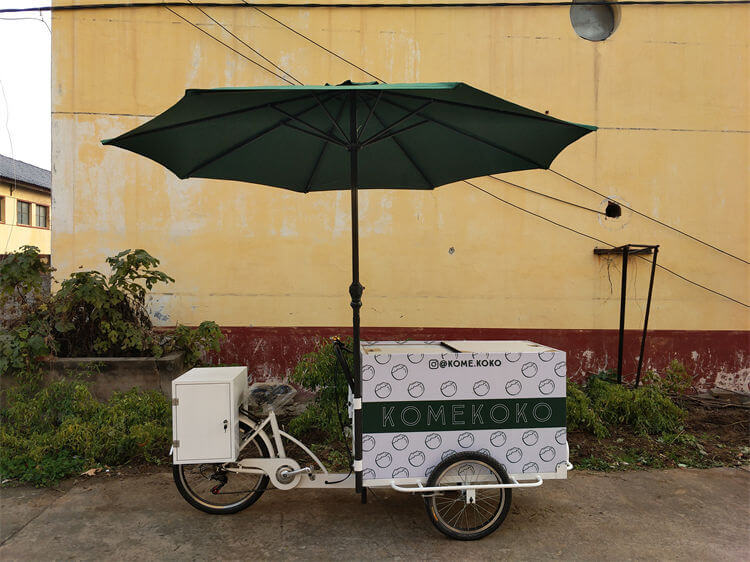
[247,3,386,83]
[3,1,750,13]
[0,16,52,33]
[549,169,750,265]
[163,5,297,85]
[465,179,749,307]
[488,174,605,216]
[0,78,19,253]
[185,0,303,84]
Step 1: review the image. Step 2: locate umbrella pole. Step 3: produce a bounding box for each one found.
[349,93,365,500]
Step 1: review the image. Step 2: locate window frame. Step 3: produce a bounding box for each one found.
[35,203,50,229]
[16,199,32,226]
[0,196,5,223]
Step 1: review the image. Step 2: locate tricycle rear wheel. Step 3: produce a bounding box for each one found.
[423,451,512,540]
[173,421,270,515]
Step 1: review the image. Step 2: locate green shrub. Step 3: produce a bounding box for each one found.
[566,382,608,438]
[162,321,224,369]
[0,379,171,486]
[643,360,692,395]
[52,249,174,357]
[585,376,685,435]
[288,338,351,448]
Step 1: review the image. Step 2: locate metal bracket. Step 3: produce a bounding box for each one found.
[171,398,179,406]
[172,439,179,447]
[353,398,362,410]
[390,474,543,494]
[354,460,363,471]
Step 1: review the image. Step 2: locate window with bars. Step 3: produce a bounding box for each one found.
[17,201,31,225]
[36,204,49,228]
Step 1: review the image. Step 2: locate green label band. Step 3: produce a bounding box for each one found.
[362,398,566,433]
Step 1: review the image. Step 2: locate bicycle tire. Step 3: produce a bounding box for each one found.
[173,421,271,515]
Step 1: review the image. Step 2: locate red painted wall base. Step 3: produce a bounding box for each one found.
[215,327,749,391]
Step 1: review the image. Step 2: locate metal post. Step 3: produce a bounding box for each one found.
[635,246,659,388]
[348,92,365,501]
[617,245,629,384]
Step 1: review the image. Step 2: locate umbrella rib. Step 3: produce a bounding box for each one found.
[281,122,348,147]
[365,103,433,188]
[357,91,382,142]
[183,99,326,177]
[387,90,592,129]
[360,119,430,147]
[359,100,433,146]
[312,93,350,144]
[270,103,347,145]
[379,96,546,170]
[304,97,348,192]
[108,92,321,143]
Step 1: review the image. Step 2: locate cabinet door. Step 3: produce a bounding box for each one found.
[174,383,232,462]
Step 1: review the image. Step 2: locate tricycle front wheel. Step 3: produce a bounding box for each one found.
[423,451,512,540]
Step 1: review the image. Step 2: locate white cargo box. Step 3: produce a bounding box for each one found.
[359,340,567,484]
[171,366,248,464]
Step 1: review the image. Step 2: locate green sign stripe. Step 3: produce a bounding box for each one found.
[362,398,566,433]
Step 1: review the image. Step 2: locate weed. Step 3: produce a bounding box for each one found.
[288,338,351,446]
[566,382,608,437]
[585,377,685,435]
[0,378,171,486]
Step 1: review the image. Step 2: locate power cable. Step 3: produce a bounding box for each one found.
[163,5,297,85]
[247,3,386,83]
[465,180,749,307]
[549,169,750,264]
[0,16,52,33]
[1,79,19,253]
[185,0,303,85]
[488,174,605,216]
[3,1,750,13]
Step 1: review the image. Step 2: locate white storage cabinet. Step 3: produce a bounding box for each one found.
[171,367,248,464]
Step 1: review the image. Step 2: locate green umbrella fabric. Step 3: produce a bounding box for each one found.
[103,81,595,191]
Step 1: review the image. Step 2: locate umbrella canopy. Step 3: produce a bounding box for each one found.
[103,81,595,191]
[103,81,595,496]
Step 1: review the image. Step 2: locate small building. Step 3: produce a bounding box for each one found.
[0,154,51,260]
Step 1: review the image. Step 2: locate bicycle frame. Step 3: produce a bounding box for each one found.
[222,409,355,489]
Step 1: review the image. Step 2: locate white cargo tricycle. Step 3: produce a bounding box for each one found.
[171,339,571,541]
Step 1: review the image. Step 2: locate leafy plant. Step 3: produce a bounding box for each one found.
[0,247,55,381]
[584,376,685,435]
[0,377,171,486]
[0,245,52,308]
[642,360,693,395]
[162,321,224,369]
[566,382,608,438]
[52,249,174,357]
[288,338,352,450]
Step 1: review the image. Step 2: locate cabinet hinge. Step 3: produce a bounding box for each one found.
[172,398,179,406]
[172,439,180,447]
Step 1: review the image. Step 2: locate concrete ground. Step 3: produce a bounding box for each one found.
[1,467,748,560]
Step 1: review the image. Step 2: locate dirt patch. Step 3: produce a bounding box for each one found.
[570,401,750,470]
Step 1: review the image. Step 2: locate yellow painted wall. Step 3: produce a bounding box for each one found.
[51,1,749,330]
[0,181,52,255]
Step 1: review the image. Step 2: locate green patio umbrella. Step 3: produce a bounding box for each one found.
[102,80,595,495]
